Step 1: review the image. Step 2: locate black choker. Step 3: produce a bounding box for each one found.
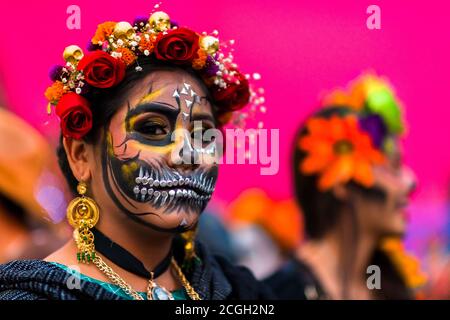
[92,228,172,279]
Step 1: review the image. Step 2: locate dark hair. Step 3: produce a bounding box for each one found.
[0,192,28,227]
[292,106,412,299]
[57,59,216,195]
[292,106,352,239]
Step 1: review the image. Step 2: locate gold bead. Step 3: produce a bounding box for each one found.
[63,45,84,64]
[113,21,135,40]
[77,182,87,195]
[200,36,219,55]
[77,204,88,216]
[149,11,171,32]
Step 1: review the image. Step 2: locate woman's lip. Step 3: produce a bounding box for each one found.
[135,176,216,195]
[134,185,213,203]
[395,199,409,210]
[153,184,213,196]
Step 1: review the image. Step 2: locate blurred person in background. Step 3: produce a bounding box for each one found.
[0,107,66,262]
[225,188,303,279]
[422,180,450,299]
[196,210,237,264]
[265,73,427,299]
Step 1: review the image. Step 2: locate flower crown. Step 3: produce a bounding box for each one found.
[298,73,406,191]
[45,11,263,139]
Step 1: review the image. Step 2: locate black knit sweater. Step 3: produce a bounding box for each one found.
[0,241,274,300]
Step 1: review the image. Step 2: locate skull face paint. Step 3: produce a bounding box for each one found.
[100,70,219,233]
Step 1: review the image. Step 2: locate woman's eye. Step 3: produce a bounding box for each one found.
[134,121,169,138]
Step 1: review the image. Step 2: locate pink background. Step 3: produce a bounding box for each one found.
[0,1,449,246]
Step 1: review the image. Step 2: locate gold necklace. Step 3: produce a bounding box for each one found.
[92,255,201,300]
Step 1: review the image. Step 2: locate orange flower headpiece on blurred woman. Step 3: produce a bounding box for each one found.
[45,11,264,139]
[298,72,406,191]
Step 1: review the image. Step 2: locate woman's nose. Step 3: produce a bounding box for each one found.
[400,165,417,195]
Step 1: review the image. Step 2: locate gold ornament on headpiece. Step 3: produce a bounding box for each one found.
[149,11,171,32]
[67,181,100,263]
[200,36,220,55]
[63,45,84,65]
[113,21,136,40]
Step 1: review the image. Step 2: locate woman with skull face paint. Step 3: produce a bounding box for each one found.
[265,73,420,300]
[0,12,273,300]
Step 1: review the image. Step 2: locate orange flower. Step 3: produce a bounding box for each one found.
[44,81,66,104]
[227,188,303,251]
[299,115,385,191]
[192,48,208,70]
[381,238,428,289]
[91,21,117,45]
[323,87,365,111]
[138,34,156,53]
[322,73,398,113]
[115,47,136,66]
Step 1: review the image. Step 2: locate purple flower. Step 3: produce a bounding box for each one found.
[203,56,219,77]
[87,41,101,52]
[49,65,64,81]
[133,16,148,28]
[359,114,387,148]
[170,20,179,28]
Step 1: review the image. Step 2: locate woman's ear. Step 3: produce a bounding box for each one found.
[63,137,92,182]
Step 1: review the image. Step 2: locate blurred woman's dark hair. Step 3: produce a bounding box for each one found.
[292,106,412,299]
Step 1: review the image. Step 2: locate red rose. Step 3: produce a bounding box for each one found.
[56,92,93,139]
[154,28,200,65]
[212,72,250,111]
[77,50,126,88]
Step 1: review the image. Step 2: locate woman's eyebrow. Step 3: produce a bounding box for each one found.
[125,102,180,123]
[191,113,215,123]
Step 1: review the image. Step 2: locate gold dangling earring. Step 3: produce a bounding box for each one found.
[181,225,201,271]
[66,181,100,264]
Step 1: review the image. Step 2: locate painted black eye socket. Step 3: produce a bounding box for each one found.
[133,120,170,140]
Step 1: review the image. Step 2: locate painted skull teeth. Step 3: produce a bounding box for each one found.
[135,168,215,193]
[132,166,216,209]
[133,185,213,205]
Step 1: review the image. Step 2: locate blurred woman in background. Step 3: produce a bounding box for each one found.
[265,73,425,299]
[0,107,65,262]
[0,108,67,263]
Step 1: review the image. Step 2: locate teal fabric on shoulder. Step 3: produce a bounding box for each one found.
[50,262,188,300]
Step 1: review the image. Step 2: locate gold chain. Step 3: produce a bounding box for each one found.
[171,257,202,300]
[92,255,201,300]
[93,255,144,300]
